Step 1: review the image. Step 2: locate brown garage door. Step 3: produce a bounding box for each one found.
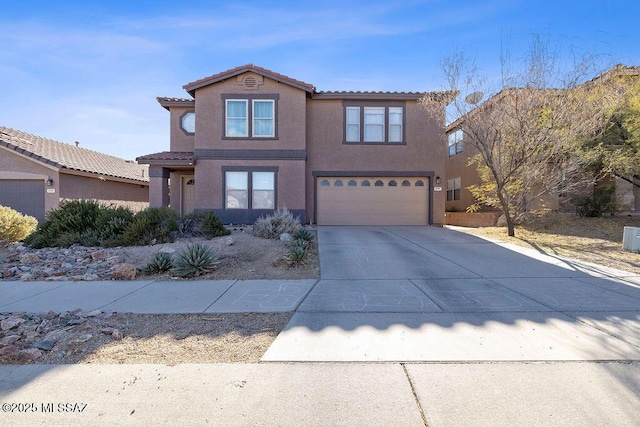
[317,177,428,225]
[0,179,45,222]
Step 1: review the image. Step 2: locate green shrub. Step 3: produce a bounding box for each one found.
[172,243,218,277]
[295,228,315,243]
[122,207,178,246]
[0,205,38,242]
[200,211,231,238]
[287,245,307,265]
[24,200,134,248]
[575,185,617,217]
[253,207,301,239]
[144,252,173,275]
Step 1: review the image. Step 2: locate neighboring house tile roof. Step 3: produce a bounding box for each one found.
[136,151,194,165]
[0,127,149,183]
[183,64,316,96]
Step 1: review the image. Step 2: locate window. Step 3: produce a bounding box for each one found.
[448,129,464,156]
[224,95,277,139]
[180,112,195,134]
[388,107,403,142]
[226,171,275,209]
[344,103,404,143]
[364,107,385,142]
[252,100,274,137]
[346,107,360,142]
[446,177,461,201]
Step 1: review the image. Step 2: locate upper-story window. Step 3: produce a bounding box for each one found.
[448,129,464,156]
[180,111,195,134]
[223,94,278,139]
[344,102,405,144]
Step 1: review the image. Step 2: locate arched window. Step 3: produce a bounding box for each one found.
[348,179,357,186]
[401,180,411,187]
[374,180,384,187]
[320,179,330,186]
[415,180,425,187]
[361,180,371,186]
[388,180,397,187]
[334,180,344,186]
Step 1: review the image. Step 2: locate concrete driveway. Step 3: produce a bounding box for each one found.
[263,226,640,362]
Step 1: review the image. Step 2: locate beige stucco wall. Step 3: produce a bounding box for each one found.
[306,99,446,225]
[0,147,60,213]
[193,74,307,151]
[195,159,306,211]
[59,173,148,203]
[169,107,196,152]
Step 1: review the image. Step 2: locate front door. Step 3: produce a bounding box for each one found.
[181,176,195,215]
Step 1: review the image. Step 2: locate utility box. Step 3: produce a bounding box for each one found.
[622,226,640,253]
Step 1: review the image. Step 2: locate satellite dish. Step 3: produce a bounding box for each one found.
[464,91,484,104]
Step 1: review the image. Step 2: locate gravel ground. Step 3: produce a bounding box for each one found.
[1,231,318,364]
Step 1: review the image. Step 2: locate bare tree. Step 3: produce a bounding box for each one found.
[421,35,623,237]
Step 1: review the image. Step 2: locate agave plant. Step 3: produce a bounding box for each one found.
[144,252,173,275]
[172,243,219,277]
[295,228,315,243]
[287,245,307,265]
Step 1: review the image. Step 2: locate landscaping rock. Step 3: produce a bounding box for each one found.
[279,233,293,242]
[17,348,42,362]
[1,317,26,331]
[112,264,139,280]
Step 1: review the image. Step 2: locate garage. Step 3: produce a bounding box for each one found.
[0,179,45,222]
[316,176,429,225]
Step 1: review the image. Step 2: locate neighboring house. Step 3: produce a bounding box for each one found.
[445,64,640,216]
[0,127,149,221]
[138,64,453,225]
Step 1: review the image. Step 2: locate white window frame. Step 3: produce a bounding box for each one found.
[345,106,360,142]
[252,99,275,138]
[364,107,385,142]
[225,171,276,209]
[225,99,249,137]
[448,129,464,156]
[388,106,403,142]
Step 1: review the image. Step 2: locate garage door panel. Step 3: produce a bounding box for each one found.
[0,180,45,222]
[317,177,428,226]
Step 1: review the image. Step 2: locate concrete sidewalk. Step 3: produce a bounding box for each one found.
[1,362,639,426]
[1,226,640,426]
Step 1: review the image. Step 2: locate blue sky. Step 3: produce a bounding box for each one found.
[1,0,638,160]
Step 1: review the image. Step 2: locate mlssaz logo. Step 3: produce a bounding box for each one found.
[57,403,88,413]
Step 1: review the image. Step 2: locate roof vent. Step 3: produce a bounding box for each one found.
[238,73,264,91]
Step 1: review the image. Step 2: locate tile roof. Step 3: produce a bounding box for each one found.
[183,64,316,95]
[156,97,195,110]
[0,127,149,183]
[313,90,456,101]
[136,151,194,163]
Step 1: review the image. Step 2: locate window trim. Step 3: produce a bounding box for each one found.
[446,177,461,201]
[222,94,279,140]
[179,110,196,135]
[222,166,278,210]
[342,101,406,145]
[448,129,464,156]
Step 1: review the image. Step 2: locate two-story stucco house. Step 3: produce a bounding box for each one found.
[138,64,453,226]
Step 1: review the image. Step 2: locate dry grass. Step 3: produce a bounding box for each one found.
[458,213,640,275]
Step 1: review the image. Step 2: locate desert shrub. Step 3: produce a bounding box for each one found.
[172,243,218,277]
[295,228,315,243]
[575,185,617,217]
[253,207,301,239]
[287,245,307,265]
[200,211,231,238]
[0,205,38,242]
[178,211,230,239]
[144,252,173,275]
[122,207,178,246]
[24,200,134,248]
